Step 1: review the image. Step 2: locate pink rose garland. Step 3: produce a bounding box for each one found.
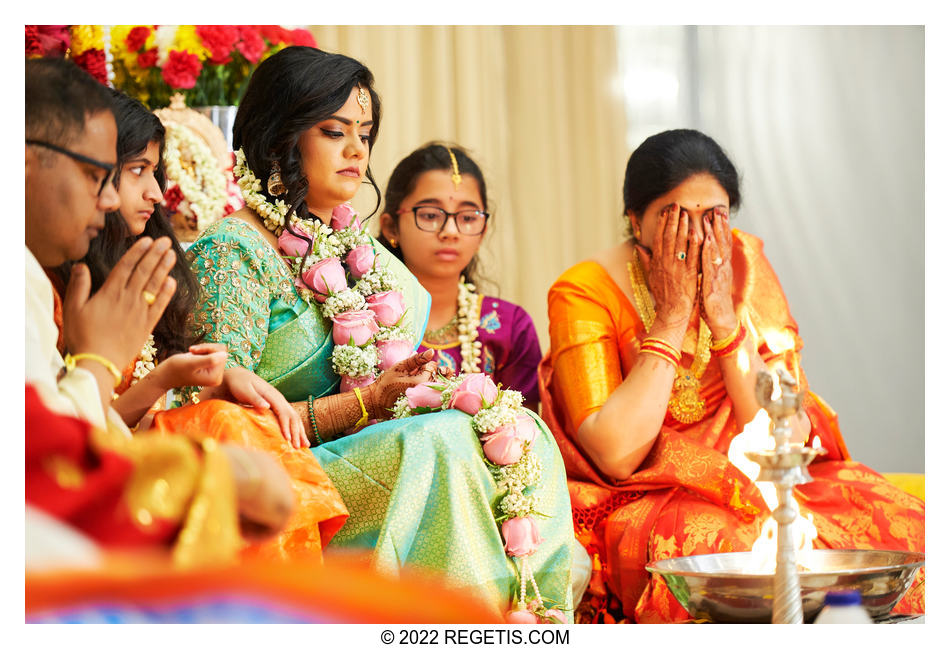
[390,372,565,622]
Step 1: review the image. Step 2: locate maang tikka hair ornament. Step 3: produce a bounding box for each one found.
[444,145,462,189]
[357,86,369,115]
[267,161,287,196]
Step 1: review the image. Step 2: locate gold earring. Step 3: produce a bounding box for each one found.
[267,161,286,196]
[389,238,398,248]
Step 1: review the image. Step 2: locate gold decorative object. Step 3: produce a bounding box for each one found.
[154,94,230,169]
[154,93,231,242]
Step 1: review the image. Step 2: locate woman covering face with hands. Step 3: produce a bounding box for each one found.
[539,129,924,622]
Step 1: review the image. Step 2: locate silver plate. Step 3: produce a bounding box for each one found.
[646,549,924,623]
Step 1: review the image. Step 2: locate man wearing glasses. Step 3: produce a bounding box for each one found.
[26,58,176,430]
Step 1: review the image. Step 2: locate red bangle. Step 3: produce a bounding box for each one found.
[711,323,746,357]
[640,343,680,367]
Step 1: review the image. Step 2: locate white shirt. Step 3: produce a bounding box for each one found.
[25,246,126,433]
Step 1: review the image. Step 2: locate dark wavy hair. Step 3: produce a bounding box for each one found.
[233,46,382,226]
[379,142,490,290]
[54,89,201,359]
[623,129,741,239]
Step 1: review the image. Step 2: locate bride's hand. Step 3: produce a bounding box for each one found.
[367,349,438,417]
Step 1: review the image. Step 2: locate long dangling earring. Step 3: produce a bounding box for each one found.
[267,161,287,196]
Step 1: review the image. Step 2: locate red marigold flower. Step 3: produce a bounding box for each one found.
[125,26,151,52]
[72,49,108,85]
[289,28,316,48]
[29,25,70,57]
[196,25,238,65]
[161,49,202,90]
[258,25,292,45]
[25,25,43,56]
[137,48,158,68]
[235,25,265,63]
[163,184,185,214]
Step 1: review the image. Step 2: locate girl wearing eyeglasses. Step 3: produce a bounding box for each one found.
[379,143,543,411]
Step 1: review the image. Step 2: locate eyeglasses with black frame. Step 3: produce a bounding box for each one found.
[398,205,490,236]
[26,139,116,197]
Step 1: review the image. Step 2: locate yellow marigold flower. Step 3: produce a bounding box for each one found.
[70,25,103,56]
[172,25,210,61]
[110,25,133,51]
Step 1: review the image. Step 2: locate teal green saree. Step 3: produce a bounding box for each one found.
[190,217,573,617]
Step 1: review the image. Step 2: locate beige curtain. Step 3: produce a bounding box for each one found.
[309,26,629,352]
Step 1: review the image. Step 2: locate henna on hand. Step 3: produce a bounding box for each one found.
[303,390,367,443]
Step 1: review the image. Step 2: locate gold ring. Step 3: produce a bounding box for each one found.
[142,290,157,306]
[713,257,723,266]
[676,251,686,261]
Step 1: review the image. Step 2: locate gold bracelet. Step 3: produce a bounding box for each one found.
[710,322,742,351]
[64,352,122,389]
[353,387,370,428]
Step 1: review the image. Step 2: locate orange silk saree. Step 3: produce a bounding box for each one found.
[539,230,924,622]
[152,401,348,562]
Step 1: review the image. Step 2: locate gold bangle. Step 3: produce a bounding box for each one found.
[710,322,742,351]
[353,387,370,428]
[64,352,122,389]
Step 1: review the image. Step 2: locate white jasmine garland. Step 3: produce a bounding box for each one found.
[234,149,290,233]
[164,122,227,234]
[457,276,482,373]
[130,334,157,384]
[234,146,414,385]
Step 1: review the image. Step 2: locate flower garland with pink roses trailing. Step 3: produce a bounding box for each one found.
[234,148,416,391]
[392,374,568,624]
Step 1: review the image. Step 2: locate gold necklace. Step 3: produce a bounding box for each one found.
[627,256,711,424]
[424,316,458,344]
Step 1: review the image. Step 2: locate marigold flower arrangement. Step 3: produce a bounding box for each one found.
[109,25,316,108]
[26,25,317,108]
[392,374,568,624]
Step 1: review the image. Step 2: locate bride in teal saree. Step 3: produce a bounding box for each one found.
[187,46,573,620]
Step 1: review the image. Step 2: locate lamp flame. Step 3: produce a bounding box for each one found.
[727,409,819,574]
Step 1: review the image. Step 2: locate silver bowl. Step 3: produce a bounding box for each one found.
[646,549,923,623]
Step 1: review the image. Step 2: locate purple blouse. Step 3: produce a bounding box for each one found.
[417,295,542,405]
